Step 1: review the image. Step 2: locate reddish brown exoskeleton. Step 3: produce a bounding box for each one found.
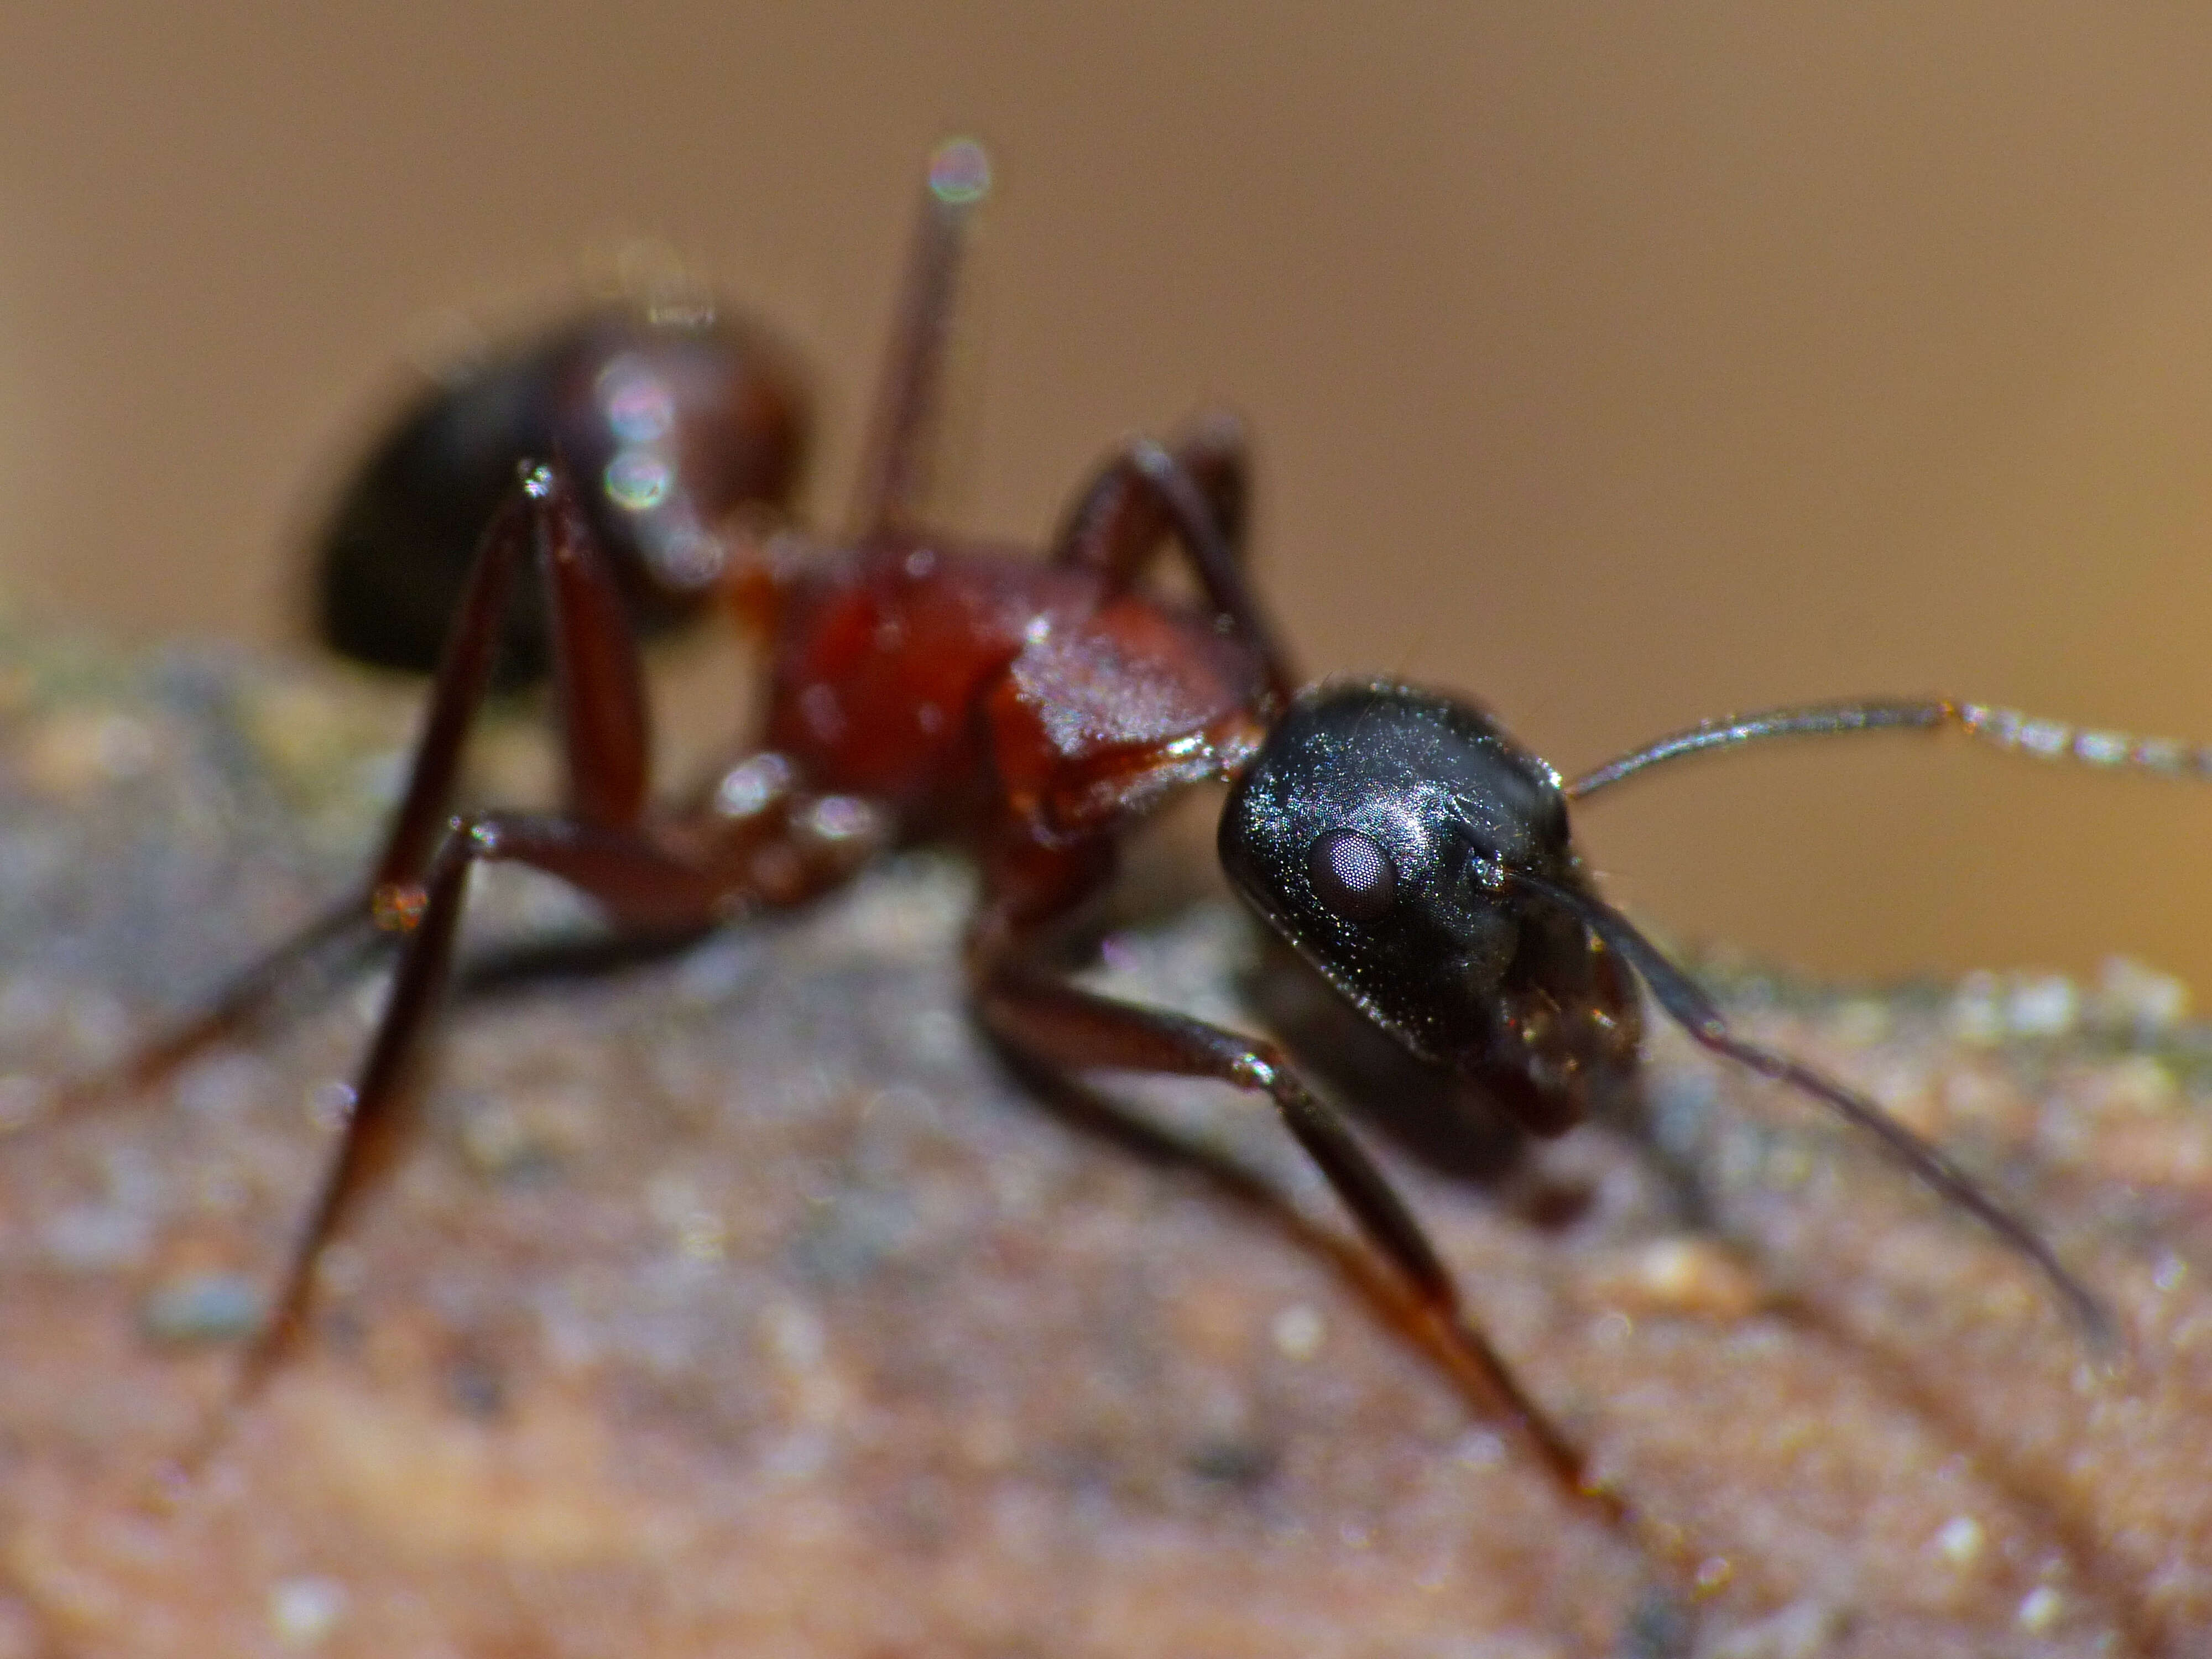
[106,139,2212,1515]
[313,289,809,685]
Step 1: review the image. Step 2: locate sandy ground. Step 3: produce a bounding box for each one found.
[0,632,2206,1657]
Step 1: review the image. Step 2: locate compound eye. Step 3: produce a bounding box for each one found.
[1307,828,1397,922]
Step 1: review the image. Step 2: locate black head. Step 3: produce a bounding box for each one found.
[1225,682,2117,1339]
[1218,680,1588,1072]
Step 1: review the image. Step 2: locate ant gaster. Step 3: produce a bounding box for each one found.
[314,290,808,682]
[106,139,2205,1506]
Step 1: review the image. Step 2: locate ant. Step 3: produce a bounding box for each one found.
[93,138,2208,1514]
[311,278,808,685]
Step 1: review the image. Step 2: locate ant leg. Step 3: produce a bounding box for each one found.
[1568,695,2212,800]
[61,487,540,1108]
[1052,413,1250,582]
[380,460,653,888]
[226,797,875,1418]
[851,138,993,538]
[65,897,387,1109]
[84,465,654,1113]
[1049,420,1297,706]
[971,940,1608,1509]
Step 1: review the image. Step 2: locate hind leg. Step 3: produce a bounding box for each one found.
[78,464,659,1109]
[224,792,881,1415]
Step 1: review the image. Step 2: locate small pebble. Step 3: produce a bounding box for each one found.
[2089,1055,2179,1115]
[2090,956,2189,1034]
[1709,1598,1848,1659]
[308,1081,357,1132]
[141,1274,265,1345]
[2015,1584,2065,1634]
[267,1575,347,1648]
[1608,1238,1764,1322]
[2005,974,2078,1039]
[1949,969,2089,1045]
[1948,973,2006,1047]
[1270,1303,1324,1360]
[42,1205,150,1272]
[1452,1430,1507,1470]
[453,1088,594,1178]
[1933,1514,1985,1567]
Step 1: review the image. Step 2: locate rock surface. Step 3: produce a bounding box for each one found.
[0,633,2206,1658]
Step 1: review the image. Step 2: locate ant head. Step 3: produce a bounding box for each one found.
[1218,680,1578,1068]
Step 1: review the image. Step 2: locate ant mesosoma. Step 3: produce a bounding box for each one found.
[100,139,2207,1510]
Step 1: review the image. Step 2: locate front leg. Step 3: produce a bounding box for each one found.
[1050,418,1297,707]
[968,926,1609,1514]
[1052,412,1250,586]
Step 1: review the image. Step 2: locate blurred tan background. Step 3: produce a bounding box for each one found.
[4,3,2212,988]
